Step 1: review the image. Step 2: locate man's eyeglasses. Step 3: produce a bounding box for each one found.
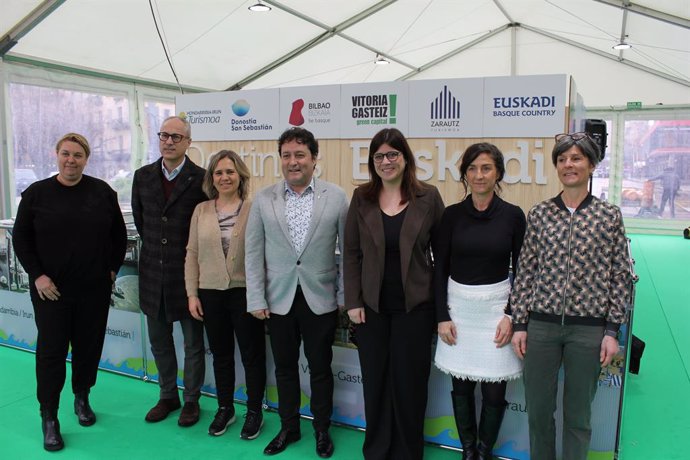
[157,132,188,143]
[372,151,402,163]
[555,132,591,142]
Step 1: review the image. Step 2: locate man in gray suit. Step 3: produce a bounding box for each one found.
[246,127,348,458]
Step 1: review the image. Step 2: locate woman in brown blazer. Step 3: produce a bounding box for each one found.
[344,128,444,460]
[185,150,266,440]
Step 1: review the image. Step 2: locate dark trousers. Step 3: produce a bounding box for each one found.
[355,306,435,460]
[199,287,266,410]
[267,287,337,432]
[524,320,604,460]
[31,281,112,411]
[146,311,205,402]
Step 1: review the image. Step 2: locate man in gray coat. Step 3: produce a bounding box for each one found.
[245,127,348,458]
[131,116,206,427]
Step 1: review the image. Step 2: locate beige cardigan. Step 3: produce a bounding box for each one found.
[184,199,251,297]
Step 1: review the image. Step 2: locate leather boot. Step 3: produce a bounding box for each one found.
[40,408,64,451]
[74,391,96,426]
[451,391,478,460]
[477,400,507,460]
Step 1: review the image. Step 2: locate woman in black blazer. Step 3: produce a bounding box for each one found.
[343,128,444,460]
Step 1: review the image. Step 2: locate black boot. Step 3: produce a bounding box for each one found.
[41,408,64,451]
[451,391,478,460]
[477,400,507,460]
[74,391,96,426]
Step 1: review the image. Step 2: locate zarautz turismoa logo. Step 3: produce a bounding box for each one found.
[429,86,461,128]
[351,94,397,126]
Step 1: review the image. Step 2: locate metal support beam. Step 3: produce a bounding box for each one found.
[592,0,690,29]
[397,24,512,81]
[616,4,630,60]
[520,23,689,87]
[0,0,66,56]
[228,0,401,90]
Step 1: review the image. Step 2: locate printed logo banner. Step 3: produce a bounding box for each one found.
[408,78,484,138]
[340,81,409,138]
[177,89,281,141]
[483,74,567,137]
[279,85,341,139]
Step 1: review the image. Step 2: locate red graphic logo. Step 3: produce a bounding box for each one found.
[289,99,305,126]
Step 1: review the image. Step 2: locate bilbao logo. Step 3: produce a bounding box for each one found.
[289,98,305,126]
[231,99,251,117]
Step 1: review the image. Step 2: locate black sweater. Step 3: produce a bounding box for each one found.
[434,195,526,322]
[12,175,127,293]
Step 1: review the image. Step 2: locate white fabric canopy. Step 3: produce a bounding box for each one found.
[1,0,688,106]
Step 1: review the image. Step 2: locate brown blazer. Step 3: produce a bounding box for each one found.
[343,184,445,313]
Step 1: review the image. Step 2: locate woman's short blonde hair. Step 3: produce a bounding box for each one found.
[56,133,90,157]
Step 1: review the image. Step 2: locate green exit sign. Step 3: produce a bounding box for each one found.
[627,101,642,109]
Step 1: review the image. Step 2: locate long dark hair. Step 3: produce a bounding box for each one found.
[359,128,423,204]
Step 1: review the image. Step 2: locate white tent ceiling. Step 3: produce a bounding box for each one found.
[1,0,688,106]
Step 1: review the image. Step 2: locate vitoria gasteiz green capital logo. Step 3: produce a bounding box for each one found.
[351,94,397,126]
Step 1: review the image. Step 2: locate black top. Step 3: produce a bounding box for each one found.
[378,207,407,313]
[12,175,127,293]
[434,194,526,322]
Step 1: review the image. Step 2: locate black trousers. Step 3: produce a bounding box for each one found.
[31,280,112,412]
[267,287,337,432]
[198,287,266,410]
[355,306,435,460]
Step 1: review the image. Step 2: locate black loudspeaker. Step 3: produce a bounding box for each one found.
[585,119,607,161]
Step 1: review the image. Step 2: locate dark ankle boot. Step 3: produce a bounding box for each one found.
[74,391,96,426]
[451,391,479,460]
[477,400,508,460]
[41,408,64,451]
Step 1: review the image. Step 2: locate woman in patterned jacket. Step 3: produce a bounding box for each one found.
[509,132,632,460]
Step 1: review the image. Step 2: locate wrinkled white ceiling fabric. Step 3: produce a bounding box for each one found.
[1,0,688,106]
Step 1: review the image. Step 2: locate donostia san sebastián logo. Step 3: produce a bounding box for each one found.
[492,95,556,117]
[230,99,272,132]
[351,94,397,126]
[429,85,461,132]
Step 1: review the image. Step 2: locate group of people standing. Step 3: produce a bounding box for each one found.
[12,117,631,460]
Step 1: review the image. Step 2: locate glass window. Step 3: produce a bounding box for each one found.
[621,119,689,220]
[144,99,176,164]
[9,83,132,207]
[590,119,613,203]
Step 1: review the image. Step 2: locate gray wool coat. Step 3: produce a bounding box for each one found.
[132,156,206,322]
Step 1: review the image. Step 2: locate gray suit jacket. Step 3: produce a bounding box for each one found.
[245,178,348,315]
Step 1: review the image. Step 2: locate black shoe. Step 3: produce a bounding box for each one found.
[208,406,236,436]
[145,398,181,423]
[315,430,334,458]
[263,429,301,455]
[41,409,64,452]
[240,409,263,440]
[178,401,201,427]
[74,392,96,427]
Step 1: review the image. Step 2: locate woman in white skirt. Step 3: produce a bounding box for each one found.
[434,143,526,460]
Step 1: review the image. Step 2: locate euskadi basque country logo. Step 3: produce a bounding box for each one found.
[351,94,397,126]
[429,85,461,132]
[230,99,272,132]
[289,98,333,127]
[492,95,557,117]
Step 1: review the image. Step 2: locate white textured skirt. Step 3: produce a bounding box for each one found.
[434,278,523,382]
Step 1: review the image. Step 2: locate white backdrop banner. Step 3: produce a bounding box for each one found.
[177,75,567,141]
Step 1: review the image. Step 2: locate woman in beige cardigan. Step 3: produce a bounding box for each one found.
[185,150,266,439]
